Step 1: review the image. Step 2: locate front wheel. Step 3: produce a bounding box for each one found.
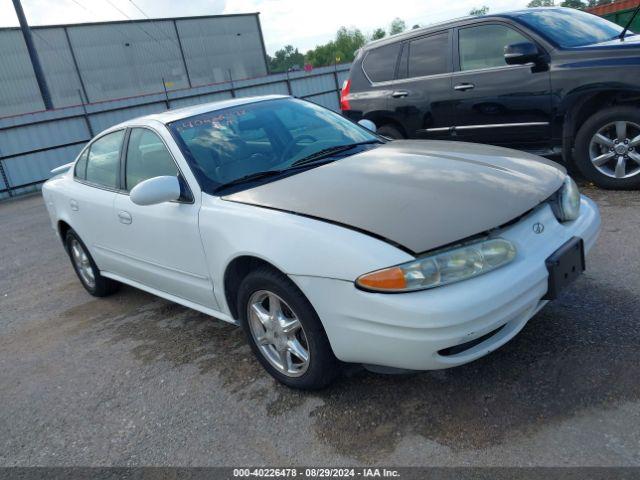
[574,106,640,189]
[237,266,340,389]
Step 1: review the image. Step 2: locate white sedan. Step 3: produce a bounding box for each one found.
[42,95,600,389]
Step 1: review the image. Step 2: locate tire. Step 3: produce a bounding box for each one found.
[237,266,340,389]
[65,229,120,297]
[377,124,405,140]
[573,106,640,189]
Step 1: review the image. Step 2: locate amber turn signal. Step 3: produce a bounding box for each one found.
[356,267,407,291]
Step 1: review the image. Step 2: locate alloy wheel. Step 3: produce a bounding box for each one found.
[589,121,640,179]
[247,290,310,377]
[70,238,95,289]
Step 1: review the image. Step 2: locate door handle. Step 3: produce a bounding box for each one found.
[391,90,409,98]
[69,199,79,211]
[117,210,132,225]
[454,83,475,91]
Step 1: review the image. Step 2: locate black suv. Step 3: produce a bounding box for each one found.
[341,7,640,189]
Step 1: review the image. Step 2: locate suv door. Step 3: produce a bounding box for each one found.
[110,127,217,309]
[451,22,552,150]
[388,30,454,139]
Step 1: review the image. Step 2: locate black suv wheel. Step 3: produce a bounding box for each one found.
[574,106,640,190]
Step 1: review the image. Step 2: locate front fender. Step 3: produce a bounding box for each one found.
[198,194,413,313]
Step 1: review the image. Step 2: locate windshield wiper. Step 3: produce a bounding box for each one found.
[214,169,284,192]
[290,140,382,168]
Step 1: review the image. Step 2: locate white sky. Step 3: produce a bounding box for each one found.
[0,0,531,54]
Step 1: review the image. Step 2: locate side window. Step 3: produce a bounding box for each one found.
[408,33,450,78]
[125,128,178,190]
[362,43,402,82]
[74,148,89,180]
[85,130,125,189]
[459,24,530,71]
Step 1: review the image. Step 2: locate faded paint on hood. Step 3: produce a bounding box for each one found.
[223,140,566,254]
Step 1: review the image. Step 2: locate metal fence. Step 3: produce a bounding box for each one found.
[0,63,351,200]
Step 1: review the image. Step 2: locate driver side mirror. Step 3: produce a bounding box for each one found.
[504,42,541,65]
[130,176,181,206]
[358,119,377,133]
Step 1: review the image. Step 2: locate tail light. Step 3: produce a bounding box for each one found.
[340,79,351,111]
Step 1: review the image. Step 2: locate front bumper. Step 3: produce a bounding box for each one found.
[291,195,600,371]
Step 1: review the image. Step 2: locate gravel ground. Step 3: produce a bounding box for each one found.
[0,185,639,466]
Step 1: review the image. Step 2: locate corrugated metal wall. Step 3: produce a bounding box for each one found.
[0,14,268,117]
[0,63,352,200]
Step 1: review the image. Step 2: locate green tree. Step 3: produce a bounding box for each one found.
[305,27,366,67]
[560,0,586,8]
[469,5,489,15]
[268,45,305,73]
[527,0,555,6]
[372,27,386,40]
[389,18,406,35]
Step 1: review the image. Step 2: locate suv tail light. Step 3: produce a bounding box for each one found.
[340,79,351,111]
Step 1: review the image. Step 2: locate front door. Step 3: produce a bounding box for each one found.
[110,127,217,309]
[450,22,552,150]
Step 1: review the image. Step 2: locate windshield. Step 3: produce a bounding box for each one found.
[511,8,631,48]
[167,98,379,193]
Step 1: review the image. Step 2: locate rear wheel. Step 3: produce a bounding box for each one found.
[574,106,640,189]
[237,266,340,389]
[377,124,405,140]
[65,230,120,297]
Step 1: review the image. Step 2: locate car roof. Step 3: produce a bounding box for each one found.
[109,94,290,130]
[361,7,567,51]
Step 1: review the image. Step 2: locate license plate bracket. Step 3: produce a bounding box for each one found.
[544,236,585,300]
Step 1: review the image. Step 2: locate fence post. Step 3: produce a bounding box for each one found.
[0,155,12,198]
[228,69,236,98]
[78,90,94,138]
[333,63,342,105]
[285,70,292,95]
[162,78,170,109]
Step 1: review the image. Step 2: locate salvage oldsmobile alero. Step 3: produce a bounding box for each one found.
[42,95,601,389]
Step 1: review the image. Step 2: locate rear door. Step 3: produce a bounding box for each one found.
[450,22,552,150]
[387,30,455,139]
[109,126,217,309]
[69,129,125,273]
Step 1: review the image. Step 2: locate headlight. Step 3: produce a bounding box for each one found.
[356,238,516,293]
[551,176,580,222]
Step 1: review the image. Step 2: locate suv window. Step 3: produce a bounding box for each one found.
[459,24,529,71]
[363,43,402,82]
[74,148,89,180]
[407,33,449,78]
[85,130,125,188]
[125,128,178,190]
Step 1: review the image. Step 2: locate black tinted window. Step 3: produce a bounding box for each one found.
[85,130,124,188]
[126,128,178,190]
[74,148,88,180]
[459,24,528,71]
[363,43,401,82]
[408,33,449,78]
[511,9,628,48]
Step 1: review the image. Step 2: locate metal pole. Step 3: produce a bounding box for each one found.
[78,90,94,137]
[162,78,170,109]
[228,69,236,98]
[172,20,192,88]
[12,0,53,110]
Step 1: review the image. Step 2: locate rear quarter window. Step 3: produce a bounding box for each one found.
[362,43,402,82]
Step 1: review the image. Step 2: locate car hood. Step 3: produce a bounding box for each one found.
[223,140,565,254]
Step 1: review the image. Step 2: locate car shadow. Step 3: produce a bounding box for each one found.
[56,275,639,460]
